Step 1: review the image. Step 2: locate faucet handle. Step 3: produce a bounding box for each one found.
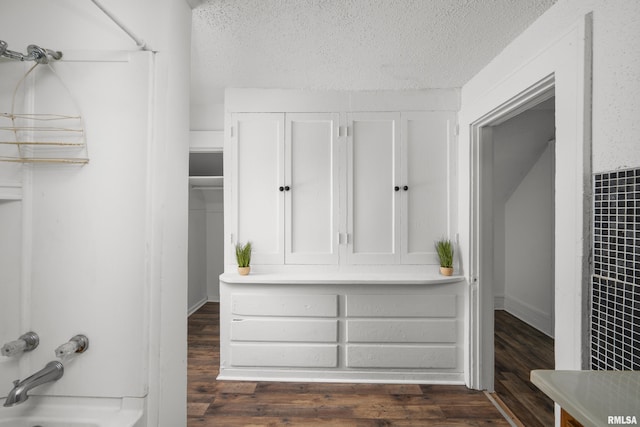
[12,379,20,387]
[1,332,39,357]
[55,335,89,358]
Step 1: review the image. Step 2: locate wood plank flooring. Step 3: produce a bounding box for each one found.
[493,309,555,427]
[188,302,510,426]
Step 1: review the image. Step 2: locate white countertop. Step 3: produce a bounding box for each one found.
[530,370,640,427]
[220,271,465,285]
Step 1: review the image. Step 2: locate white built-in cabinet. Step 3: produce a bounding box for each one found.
[346,111,452,264]
[218,277,465,383]
[232,113,284,264]
[228,95,455,267]
[286,113,340,264]
[401,112,452,264]
[346,112,400,264]
[231,113,340,265]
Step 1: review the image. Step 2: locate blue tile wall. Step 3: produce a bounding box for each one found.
[592,167,640,370]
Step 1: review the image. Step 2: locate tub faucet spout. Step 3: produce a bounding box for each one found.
[3,361,64,407]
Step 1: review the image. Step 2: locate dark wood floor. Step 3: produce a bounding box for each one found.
[188,302,509,426]
[494,309,555,427]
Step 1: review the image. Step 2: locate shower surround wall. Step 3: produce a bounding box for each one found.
[24,54,153,398]
[0,60,28,393]
[592,167,640,370]
[0,1,191,426]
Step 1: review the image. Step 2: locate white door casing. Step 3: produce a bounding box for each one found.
[463,15,592,390]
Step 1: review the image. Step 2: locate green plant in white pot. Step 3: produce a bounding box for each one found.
[435,238,454,276]
[235,241,252,276]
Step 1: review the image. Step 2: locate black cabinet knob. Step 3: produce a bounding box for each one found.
[403,185,409,191]
[394,186,400,192]
[284,186,291,191]
[279,186,285,192]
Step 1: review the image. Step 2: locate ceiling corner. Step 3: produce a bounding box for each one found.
[185,0,205,10]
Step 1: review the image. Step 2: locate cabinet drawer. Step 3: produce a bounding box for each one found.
[346,319,456,343]
[231,294,338,317]
[231,343,338,368]
[346,345,457,369]
[231,318,338,342]
[346,294,456,317]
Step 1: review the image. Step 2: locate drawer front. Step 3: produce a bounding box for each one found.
[346,319,456,343]
[346,294,456,317]
[231,318,338,342]
[231,343,338,368]
[346,345,457,369]
[231,294,338,317]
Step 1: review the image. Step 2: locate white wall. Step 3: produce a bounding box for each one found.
[504,145,554,336]
[0,59,29,392]
[205,190,224,302]
[191,102,224,131]
[188,189,208,311]
[26,53,154,398]
[0,1,191,425]
[0,201,22,388]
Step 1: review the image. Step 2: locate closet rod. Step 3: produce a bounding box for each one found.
[89,0,153,52]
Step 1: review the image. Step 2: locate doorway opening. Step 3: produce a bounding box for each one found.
[490,96,556,426]
[470,77,556,379]
[473,84,557,424]
[188,151,224,315]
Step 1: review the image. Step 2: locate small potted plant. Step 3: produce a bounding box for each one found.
[435,238,454,276]
[235,241,252,276]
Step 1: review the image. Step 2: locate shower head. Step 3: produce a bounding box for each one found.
[0,40,7,56]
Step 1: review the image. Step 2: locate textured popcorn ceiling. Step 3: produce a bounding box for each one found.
[191,0,556,105]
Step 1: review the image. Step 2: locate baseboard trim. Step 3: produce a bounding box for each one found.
[503,297,553,337]
[218,368,465,385]
[188,297,209,316]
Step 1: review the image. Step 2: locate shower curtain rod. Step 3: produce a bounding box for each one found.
[90,0,153,52]
[2,2,152,60]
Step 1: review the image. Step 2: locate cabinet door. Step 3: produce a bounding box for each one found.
[285,113,340,264]
[232,113,285,264]
[346,112,401,264]
[400,112,454,264]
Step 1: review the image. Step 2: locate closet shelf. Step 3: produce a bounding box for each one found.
[189,176,223,190]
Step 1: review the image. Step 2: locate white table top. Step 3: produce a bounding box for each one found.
[530,370,640,427]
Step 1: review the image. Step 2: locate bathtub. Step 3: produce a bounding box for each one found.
[0,396,144,427]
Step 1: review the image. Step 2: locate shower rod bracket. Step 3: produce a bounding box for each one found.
[0,40,62,64]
